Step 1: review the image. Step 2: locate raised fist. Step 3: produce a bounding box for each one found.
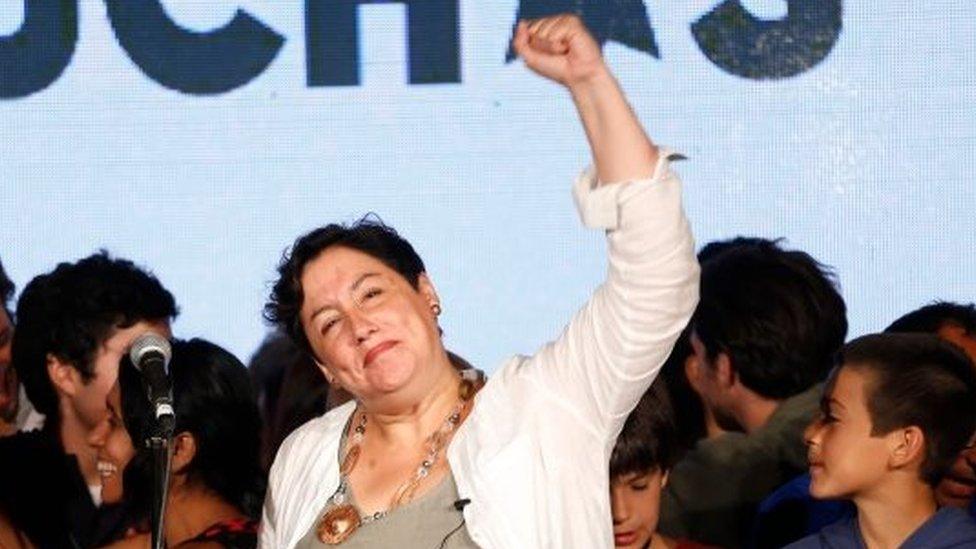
[512,14,606,88]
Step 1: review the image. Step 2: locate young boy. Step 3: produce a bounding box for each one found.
[789,333,976,548]
[610,381,715,549]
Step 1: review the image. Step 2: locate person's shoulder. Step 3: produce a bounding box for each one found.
[782,532,825,549]
[680,432,767,470]
[0,429,68,490]
[0,508,36,549]
[762,384,824,435]
[0,429,55,457]
[906,507,976,547]
[782,521,850,549]
[782,516,859,549]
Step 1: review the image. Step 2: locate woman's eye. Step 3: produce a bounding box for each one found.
[322,318,340,333]
[630,483,649,491]
[363,287,383,300]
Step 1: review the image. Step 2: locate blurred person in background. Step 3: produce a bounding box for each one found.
[0,257,42,436]
[659,238,847,547]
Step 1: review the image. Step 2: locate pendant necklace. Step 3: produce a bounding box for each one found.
[316,378,479,544]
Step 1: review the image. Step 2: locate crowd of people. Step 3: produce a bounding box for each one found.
[0,14,974,549]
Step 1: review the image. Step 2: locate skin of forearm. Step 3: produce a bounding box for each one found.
[569,66,659,185]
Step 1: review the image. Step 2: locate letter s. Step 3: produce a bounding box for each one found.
[693,0,842,79]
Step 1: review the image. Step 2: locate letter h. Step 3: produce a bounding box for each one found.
[306,0,460,86]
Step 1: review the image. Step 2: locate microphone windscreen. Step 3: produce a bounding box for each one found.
[128,332,172,372]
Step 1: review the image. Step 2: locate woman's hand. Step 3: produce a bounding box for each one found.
[513,13,657,184]
[512,15,608,90]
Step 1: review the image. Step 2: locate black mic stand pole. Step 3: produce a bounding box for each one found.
[149,414,175,549]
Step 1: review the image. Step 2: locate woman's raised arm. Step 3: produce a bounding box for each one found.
[512,15,659,184]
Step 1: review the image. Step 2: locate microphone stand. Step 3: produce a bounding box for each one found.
[148,414,175,549]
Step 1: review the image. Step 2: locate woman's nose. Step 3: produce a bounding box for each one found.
[610,488,629,524]
[348,309,378,343]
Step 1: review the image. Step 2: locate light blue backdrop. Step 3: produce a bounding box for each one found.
[2,1,973,370]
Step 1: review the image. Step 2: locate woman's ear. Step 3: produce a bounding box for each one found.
[417,273,440,310]
[888,426,926,470]
[315,360,340,388]
[171,432,198,475]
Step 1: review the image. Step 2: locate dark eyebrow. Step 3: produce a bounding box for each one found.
[309,273,381,322]
[819,396,844,413]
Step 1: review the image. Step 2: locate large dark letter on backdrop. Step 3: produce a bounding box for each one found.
[693,0,842,79]
[0,0,77,98]
[306,0,460,86]
[507,0,659,61]
[105,0,284,94]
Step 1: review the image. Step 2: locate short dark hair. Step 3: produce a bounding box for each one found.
[610,380,682,478]
[838,333,976,486]
[120,338,265,518]
[885,301,976,335]
[659,326,703,448]
[265,217,426,356]
[12,252,178,418]
[0,258,14,316]
[693,237,848,399]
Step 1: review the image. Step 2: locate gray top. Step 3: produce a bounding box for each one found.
[298,473,479,548]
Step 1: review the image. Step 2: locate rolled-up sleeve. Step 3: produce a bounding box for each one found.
[522,151,699,440]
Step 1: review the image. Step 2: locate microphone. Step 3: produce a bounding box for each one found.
[453,498,471,512]
[128,333,174,435]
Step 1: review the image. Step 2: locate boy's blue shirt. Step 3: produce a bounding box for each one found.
[785,507,976,548]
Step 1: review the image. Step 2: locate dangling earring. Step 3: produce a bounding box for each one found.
[431,303,442,316]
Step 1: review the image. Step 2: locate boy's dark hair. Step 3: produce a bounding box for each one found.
[120,338,265,518]
[610,381,682,478]
[0,258,14,316]
[12,252,177,418]
[265,217,426,356]
[839,333,976,486]
[693,237,848,399]
[885,301,976,335]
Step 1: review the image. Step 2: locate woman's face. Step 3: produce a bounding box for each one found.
[610,468,667,549]
[87,383,136,504]
[299,246,444,409]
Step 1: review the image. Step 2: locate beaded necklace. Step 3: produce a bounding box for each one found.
[316,378,478,545]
